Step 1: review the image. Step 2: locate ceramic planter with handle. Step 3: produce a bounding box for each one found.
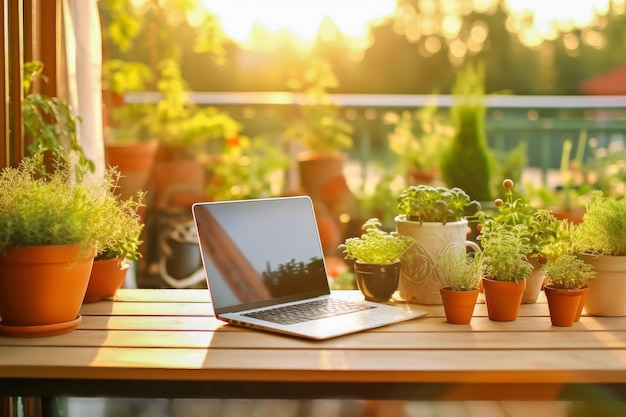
[395,218,480,305]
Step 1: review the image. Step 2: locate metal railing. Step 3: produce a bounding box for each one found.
[126,92,626,180]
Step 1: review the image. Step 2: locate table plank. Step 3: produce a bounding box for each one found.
[1,346,626,384]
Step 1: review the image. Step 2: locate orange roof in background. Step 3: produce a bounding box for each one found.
[580,62,626,95]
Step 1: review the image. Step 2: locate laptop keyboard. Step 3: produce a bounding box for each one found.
[242,298,375,325]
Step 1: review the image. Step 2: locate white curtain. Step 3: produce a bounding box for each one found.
[63,0,105,177]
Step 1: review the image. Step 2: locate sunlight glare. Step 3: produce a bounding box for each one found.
[201,0,395,52]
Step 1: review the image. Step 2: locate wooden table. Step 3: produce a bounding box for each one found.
[1,289,626,416]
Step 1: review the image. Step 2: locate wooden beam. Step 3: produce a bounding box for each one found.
[0,0,8,169]
[38,0,58,97]
[8,0,23,167]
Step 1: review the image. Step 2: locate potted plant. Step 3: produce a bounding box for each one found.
[437,251,482,324]
[481,179,561,304]
[283,57,357,256]
[84,173,145,303]
[0,149,111,336]
[542,252,596,326]
[572,191,626,316]
[476,222,534,321]
[395,185,481,304]
[338,218,415,302]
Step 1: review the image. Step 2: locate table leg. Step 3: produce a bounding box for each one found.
[1,397,14,417]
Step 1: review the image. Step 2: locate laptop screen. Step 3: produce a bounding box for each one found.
[192,196,331,314]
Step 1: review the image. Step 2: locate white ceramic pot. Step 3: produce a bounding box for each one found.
[580,254,626,317]
[395,217,480,305]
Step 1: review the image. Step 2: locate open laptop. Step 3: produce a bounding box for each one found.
[192,196,428,340]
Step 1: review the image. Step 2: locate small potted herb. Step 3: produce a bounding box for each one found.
[339,218,415,302]
[85,172,145,303]
[395,185,481,304]
[476,224,534,322]
[437,252,482,324]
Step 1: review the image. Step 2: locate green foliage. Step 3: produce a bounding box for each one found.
[339,218,415,264]
[478,179,560,260]
[91,172,145,261]
[440,61,492,202]
[437,251,482,291]
[22,61,93,171]
[542,254,595,290]
[205,135,288,201]
[283,57,353,156]
[385,102,453,176]
[397,185,480,224]
[574,191,626,256]
[0,150,99,254]
[477,224,534,283]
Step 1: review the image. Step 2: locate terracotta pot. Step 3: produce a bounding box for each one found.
[440,287,479,324]
[0,244,94,335]
[395,218,481,304]
[544,285,584,327]
[574,286,589,322]
[354,261,400,302]
[105,142,158,201]
[84,257,129,303]
[580,254,626,317]
[482,278,527,322]
[298,153,345,202]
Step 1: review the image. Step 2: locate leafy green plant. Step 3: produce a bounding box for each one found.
[385,102,453,180]
[574,191,626,256]
[543,254,595,290]
[0,149,101,255]
[91,172,145,261]
[478,179,560,261]
[396,185,480,224]
[338,218,415,264]
[437,251,482,291]
[22,61,93,171]
[477,223,534,283]
[283,57,353,156]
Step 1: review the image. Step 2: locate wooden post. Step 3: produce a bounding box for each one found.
[8,0,24,167]
[0,0,9,169]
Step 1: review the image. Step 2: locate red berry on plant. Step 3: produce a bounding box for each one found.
[503,179,514,189]
[495,198,504,207]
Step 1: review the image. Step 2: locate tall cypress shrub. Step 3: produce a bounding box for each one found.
[440,62,493,202]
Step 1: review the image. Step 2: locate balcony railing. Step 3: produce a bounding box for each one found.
[126,92,626,185]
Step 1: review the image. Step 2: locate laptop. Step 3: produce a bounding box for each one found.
[192,196,428,340]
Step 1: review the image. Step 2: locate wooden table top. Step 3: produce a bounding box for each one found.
[1,289,626,401]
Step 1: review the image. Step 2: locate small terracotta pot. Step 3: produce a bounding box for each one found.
[85,257,129,303]
[440,288,479,324]
[354,261,400,302]
[544,285,584,327]
[482,278,526,322]
[574,286,589,322]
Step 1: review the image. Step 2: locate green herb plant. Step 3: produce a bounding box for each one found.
[574,191,626,256]
[339,218,415,265]
[396,185,480,224]
[478,179,560,262]
[476,223,534,283]
[0,149,101,255]
[437,251,482,291]
[91,170,146,261]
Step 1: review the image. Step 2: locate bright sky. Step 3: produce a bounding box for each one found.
[201,0,620,51]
